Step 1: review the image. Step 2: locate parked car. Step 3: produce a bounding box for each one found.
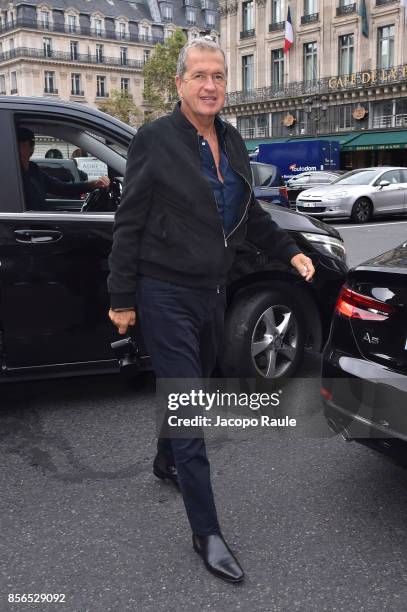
[296,167,407,223]
[0,96,347,383]
[321,241,407,464]
[251,161,289,207]
[287,170,343,207]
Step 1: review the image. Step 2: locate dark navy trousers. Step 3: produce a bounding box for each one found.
[136,275,226,536]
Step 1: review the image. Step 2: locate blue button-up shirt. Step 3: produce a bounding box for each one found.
[199,130,246,236]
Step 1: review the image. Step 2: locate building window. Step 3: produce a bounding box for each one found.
[43,37,52,58]
[338,105,352,130]
[40,10,50,29]
[161,4,173,21]
[94,18,103,36]
[242,1,254,32]
[96,75,107,97]
[10,71,17,93]
[119,22,127,39]
[271,48,284,90]
[304,0,317,15]
[303,41,318,83]
[44,70,56,93]
[139,25,149,39]
[96,44,104,63]
[143,49,150,63]
[237,114,269,139]
[242,54,254,91]
[71,73,82,95]
[70,41,78,61]
[377,25,395,70]
[121,77,130,94]
[120,47,128,65]
[9,38,14,52]
[338,34,354,75]
[186,7,196,25]
[206,11,215,27]
[67,14,77,33]
[0,74,6,94]
[271,0,283,23]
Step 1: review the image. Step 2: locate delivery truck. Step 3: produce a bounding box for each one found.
[251,140,340,182]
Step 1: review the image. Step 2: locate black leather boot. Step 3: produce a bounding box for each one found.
[192,533,244,583]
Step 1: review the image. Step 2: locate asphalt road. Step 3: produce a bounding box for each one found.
[1,220,407,612]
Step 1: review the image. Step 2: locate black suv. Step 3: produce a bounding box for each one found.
[0,97,347,382]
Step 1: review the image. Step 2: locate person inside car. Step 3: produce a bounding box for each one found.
[17,127,110,211]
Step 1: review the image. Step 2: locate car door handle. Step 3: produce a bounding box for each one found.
[14,229,63,244]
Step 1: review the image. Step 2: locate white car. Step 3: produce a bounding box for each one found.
[296,167,407,223]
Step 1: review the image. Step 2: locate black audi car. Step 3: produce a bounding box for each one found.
[322,241,407,462]
[0,96,347,383]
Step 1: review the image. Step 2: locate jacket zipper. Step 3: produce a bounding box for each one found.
[197,135,228,248]
[223,139,253,242]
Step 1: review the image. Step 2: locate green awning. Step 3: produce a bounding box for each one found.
[244,138,288,152]
[285,134,360,146]
[342,130,407,151]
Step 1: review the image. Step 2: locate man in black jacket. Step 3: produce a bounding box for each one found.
[17,128,109,210]
[107,38,314,583]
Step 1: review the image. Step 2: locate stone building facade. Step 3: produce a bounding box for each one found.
[219,0,407,167]
[0,0,218,114]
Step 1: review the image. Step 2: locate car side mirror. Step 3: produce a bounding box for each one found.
[378,180,390,189]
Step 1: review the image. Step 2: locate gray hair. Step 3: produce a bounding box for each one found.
[176,37,227,78]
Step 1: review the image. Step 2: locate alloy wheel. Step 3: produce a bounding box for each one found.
[250,304,299,379]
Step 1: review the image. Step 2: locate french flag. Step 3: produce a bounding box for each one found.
[284,6,294,54]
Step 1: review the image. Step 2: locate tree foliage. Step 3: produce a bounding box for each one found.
[98,90,142,127]
[143,29,187,121]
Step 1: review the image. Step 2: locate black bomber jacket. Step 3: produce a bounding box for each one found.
[107,103,301,309]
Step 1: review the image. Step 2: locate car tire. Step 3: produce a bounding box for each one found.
[220,288,306,382]
[351,198,372,223]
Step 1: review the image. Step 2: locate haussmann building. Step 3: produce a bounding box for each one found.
[219,0,407,169]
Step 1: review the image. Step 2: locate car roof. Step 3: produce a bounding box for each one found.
[0,95,135,137]
[350,166,405,171]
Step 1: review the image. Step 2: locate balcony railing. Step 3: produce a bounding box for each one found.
[0,18,164,45]
[96,92,109,98]
[71,90,85,96]
[225,64,407,106]
[372,113,407,128]
[336,3,357,16]
[10,88,18,94]
[269,21,285,32]
[240,29,255,39]
[44,88,58,94]
[376,0,398,5]
[301,13,319,25]
[0,47,144,69]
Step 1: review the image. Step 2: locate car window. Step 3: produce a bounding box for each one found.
[336,170,379,185]
[400,169,407,182]
[15,118,127,212]
[255,163,277,187]
[309,174,326,184]
[379,170,401,185]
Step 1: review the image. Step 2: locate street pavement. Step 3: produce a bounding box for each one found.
[1,220,407,612]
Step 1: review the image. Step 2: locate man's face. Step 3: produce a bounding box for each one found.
[175,48,227,120]
[18,139,35,167]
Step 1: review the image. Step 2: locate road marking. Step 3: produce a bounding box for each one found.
[334,220,407,229]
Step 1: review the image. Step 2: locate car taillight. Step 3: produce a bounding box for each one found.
[279,186,288,200]
[335,285,395,321]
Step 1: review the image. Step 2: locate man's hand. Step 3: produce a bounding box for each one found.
[290,253,315,282]
[109,309,136,335]
[89,176,110,190]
